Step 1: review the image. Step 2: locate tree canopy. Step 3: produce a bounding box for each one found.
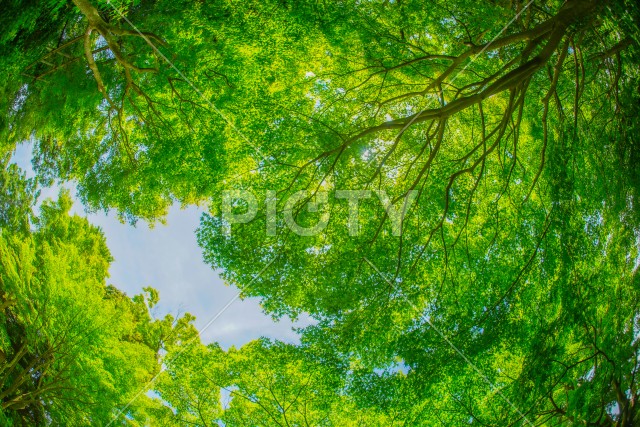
[0,189,195,425]
[1,0,640,425]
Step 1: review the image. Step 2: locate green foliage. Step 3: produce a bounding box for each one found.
[1,0,640,425]
[0,159,37,235]
[0,189,195,425]
[153,338,400,426]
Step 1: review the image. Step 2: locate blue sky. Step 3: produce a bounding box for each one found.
[12,143,308,349]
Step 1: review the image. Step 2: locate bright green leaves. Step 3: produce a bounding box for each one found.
[2,0,640,425]
[195,1,640,424]
[153,338,399,426]
[0,160,37,235]
[0,189,196,425]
